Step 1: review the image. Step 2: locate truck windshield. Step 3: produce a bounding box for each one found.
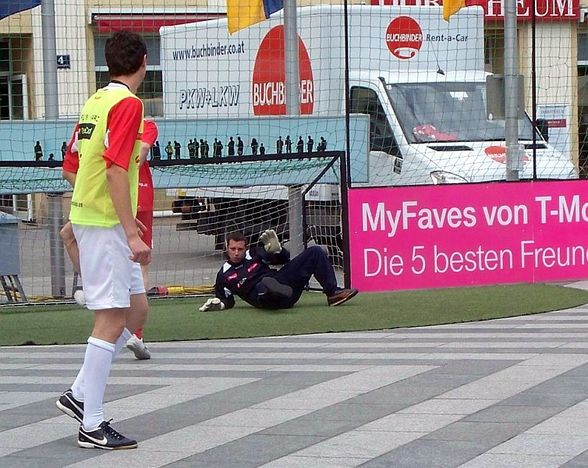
[386,82,535,144]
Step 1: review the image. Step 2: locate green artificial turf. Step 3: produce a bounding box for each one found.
[1,283,587,346]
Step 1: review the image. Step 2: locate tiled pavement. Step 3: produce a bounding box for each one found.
[3,306,588,467]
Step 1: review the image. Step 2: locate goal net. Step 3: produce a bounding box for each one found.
[0,1,580,302]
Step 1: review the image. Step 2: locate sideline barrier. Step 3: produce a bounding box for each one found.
[349,179,588,291]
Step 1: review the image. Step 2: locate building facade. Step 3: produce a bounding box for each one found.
[0,0,586,172]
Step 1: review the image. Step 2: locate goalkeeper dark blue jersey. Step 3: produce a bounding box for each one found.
[214,246,290,309]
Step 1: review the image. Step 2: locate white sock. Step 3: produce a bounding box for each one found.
[81,336,115,431]
[113,328,132,358]
[71,365,85,402]
[71,328,132,402]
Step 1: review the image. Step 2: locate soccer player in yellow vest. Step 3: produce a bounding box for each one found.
[55,31,150,450]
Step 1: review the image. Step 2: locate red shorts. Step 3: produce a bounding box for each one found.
[136,210,153,248]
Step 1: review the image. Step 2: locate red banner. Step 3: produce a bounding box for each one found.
[370,0,580,21]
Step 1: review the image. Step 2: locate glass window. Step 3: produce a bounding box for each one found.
[94,35,160,67]
[95,70,162,99]
[386,82,534,144]
[350,86,400,157]
[95,70,162,116]
[0,76,9,119]
[94,34,162,115]
[10,76,24,120]
[579,33,588,64]
[0,40,9,73]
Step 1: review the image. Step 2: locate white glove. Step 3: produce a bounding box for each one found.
[259,229,282,253]
[199,298,225,312]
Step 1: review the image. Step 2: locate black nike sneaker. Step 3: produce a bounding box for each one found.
[56,389,84,423]
[78,420,138,450]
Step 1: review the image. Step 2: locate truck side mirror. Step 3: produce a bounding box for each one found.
[536,118,549,142]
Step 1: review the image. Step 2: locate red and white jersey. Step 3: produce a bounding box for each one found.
[137,120,158,212]
[63,116,158,213]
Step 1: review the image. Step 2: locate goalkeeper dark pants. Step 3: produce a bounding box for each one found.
[253,246,338,309]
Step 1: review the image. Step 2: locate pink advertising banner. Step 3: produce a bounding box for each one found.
[348,180,588,292]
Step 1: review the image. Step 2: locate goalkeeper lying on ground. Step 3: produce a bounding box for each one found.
[200,230,358,312]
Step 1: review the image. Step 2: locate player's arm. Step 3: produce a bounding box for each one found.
[62,125,79,188]
[200,270,235,312]
[139,143,150,167]
[105,97,151,265]
[270,248,290,264]
[215,270,235,310]
[140,120,158,167]
[63,170,76,188]
[257,229,290,265]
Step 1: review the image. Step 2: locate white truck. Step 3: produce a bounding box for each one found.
[160,5,576,247]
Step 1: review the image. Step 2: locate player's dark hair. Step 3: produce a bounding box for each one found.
[105,31,147,78]
[226,231,247,245]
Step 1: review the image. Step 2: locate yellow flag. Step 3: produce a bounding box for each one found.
[227,0,267,34]
[443,0,466,21]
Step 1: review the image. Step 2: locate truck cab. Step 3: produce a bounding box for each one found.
[349,72,577,188]
[161,5,577,252]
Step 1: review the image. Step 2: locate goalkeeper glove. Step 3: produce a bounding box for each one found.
[199,298,225,312]
[259,229,282,253]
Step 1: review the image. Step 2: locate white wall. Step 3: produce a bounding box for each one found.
[32,0,89,119]
[519,22,578,165]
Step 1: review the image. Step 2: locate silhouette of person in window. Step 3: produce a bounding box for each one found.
[152,141,161,160]
[213,138,223,157]
[317,137,327,152]
[174,140,181,159]
[251,138,259,156]
[296,136,304,154]
[227,137,235,156]
[193,139,199,158]
[34,141,43,161]
[276,136,284,154]
[165,141,173,160]
[188,139,196,159]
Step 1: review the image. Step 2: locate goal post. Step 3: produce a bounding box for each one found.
[0,115,369,301]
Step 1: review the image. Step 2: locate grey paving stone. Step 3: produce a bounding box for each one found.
[561,363,588,377]
[423,421,529,445]
[0,437,104,468]
[0,455,78,468]
[259,417,361,437]
[4,307,588,467]
[490,433,588,456]
[561,449,588,467]
[433,360,516,375]
[501,392,584,407]
[351,366,490,409]
[173,434,325,467]
[518,378,588,396]
[463,405,563,424]
[461,453,572,467]
[361,439,489,468]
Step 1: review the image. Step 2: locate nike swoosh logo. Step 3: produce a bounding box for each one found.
[85,433,107,445]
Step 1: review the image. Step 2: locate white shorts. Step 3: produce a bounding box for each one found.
[72,224,145,310]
